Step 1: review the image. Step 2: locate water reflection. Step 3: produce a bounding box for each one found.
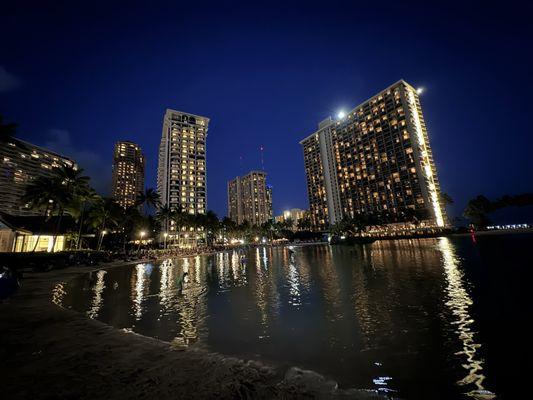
[57,238,517,399]
[51,281,67,307]
[159,259,174,315]
[87,270,106,319]
[254,248,269,332]
[131,264,147,320]
[287,261,301,307]
[438,238,495,399]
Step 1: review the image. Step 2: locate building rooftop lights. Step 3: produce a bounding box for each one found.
[416,87,424,95]
[337,110,346,119]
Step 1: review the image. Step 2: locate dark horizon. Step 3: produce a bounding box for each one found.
[2,1,532,221]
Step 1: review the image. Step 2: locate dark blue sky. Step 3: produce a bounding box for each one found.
[2,1,532,220]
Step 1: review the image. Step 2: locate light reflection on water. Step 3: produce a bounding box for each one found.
[87,270,106,319]
[438,238,494,399]
[53,239,520,399]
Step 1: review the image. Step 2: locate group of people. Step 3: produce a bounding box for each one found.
[138,246,220,261]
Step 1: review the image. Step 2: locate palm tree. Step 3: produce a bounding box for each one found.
[156,204,172,234]
[66,188,99,249]
[170,210,188,247]
[221,217,237,242]
[463,195,493,228]
[87,198,122,250]
[260,219,276,241]
[137,188,160,215]
[440,192,454,207]
[199,210,219,246]
[297,217,312,231]
[118,206,144,253]
[22,176,66,251]
[51,165,91,249]
[0,115,18,143]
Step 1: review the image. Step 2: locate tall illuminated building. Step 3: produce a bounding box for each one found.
[111,141,145,209]
[157,109,209,220]
[228,170,272,225]
[0,138,76,216]
[300,80,446,231]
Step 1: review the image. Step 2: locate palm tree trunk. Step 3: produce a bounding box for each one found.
[76,202,86,250]
[32,203,51,252]
[50,207,64,252]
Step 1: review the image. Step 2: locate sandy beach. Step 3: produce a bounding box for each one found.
[0,261,383,400]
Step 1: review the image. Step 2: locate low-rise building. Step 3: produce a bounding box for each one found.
[275,208,309,230]
[0,213,74,252]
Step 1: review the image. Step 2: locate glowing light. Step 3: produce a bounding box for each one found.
[139,231,146,238]
[337,110,346,119]
[407,89,444,227]
[416,87,424,95]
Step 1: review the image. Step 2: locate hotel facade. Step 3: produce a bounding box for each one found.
[157,109,209,239]
[0,138,76,216]
[300,80,446,231]
[111,141,145,209]
[228,170,273,225]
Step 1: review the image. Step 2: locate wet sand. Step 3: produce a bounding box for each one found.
[0,261,383,399]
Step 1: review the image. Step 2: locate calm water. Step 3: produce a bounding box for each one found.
[54,234,532,399]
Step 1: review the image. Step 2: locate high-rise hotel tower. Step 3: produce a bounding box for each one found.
[111,141,145,209]
[228,170,273,225]
[300,80,446,230]
[157,109,209,219]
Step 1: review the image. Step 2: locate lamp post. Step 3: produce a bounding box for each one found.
[163,232,168,250]
[97,230,107,251]
[137,230,146,253]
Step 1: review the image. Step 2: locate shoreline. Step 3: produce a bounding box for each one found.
[0,257,382,399]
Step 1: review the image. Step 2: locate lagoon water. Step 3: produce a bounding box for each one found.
[56,234,532,399]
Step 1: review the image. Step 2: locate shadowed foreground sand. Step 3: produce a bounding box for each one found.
[0,262,385,399]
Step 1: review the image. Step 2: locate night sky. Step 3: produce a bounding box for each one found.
[2,1,532,221]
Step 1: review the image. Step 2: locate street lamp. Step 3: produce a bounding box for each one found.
[137,230,146,252]
[97,230,107,251]
[163,232,168,250]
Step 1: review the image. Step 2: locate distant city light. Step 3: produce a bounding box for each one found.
[416,87,424,95]
[337,110,346,119]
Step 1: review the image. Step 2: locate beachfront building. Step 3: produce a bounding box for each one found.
[111,141,145,209]
[157,109,209,246]
[0,213,74,252]
[300,80,446,231]
[0,138,76,216]
[228,170,273,225]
